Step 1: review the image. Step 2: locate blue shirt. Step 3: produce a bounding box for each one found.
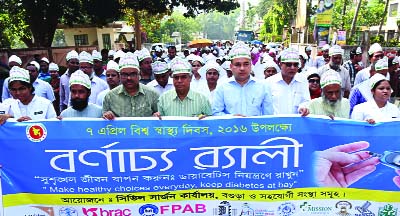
[2,78,55,102]
[212,76,273,116]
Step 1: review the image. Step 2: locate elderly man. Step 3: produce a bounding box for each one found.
[213,42,273,116]
[154,57,211,118]
[102,52,159,119]
[137,48,154,85]
[78,51,108,105]
[307,69,350,119]
[60,50,80,112]
[354,43,385,86]
[92,50,106,81]
[318,45,351,98]
[59,70,102,118]
[96,60,120,106]
[265,47,310,115]
[146,61,174,95]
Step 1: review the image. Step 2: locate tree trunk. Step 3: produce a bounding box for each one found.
[378,0,390,35]
[341,0,347,30]
[349,0,362,38]
[134,10,141,50]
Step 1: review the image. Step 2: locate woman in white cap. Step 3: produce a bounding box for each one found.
[1,66,56,123]
[351,73,400,124]
[190,55,207,91]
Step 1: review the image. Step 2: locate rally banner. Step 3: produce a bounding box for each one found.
[315,0,334,26]
[0,116,399,216]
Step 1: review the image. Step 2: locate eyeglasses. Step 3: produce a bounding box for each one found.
[120,72,139,78]
[308,79,320,84]
[284,62,299,68]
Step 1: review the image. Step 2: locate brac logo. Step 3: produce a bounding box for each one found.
[82,207,131,216]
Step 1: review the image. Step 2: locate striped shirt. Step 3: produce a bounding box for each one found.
[102,84,159,117]
[158,89,212,117]
[308,97,350,118]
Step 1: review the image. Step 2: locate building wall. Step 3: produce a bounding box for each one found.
[63,28,98,47]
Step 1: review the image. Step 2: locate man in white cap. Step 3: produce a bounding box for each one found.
[213,41,273,116]
[137,48,154,85]
[343,47,363,87]
[304,45,315,67]
[154,57,211,118]
[305,69,350,119]
[318,45,351,98]
[146,61,173,95]
[108,50,115,61]
[102,52,159,119]
[49,62,60,114]
[78,51,108,105]
[1,55,23,101]
[60,50,80,112]
[314,44,330,69]
[59,70,102,118]
[96,60,120,106]
[92,50,106,81]
[349,57,389,115]
[265,47,310,115]
[153,46,163,61]
[354,43,385,86]
[38,57,51,83]
[203,61,226,102]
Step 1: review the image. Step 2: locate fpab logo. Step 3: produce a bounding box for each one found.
[378,204,398,216]
[59,207,78,216]
[82,207,131,216]
[139,204,159,216]
[159,204,206,214]
[355,201,375,216]
[277,202,296,216]
[26,123,47,142]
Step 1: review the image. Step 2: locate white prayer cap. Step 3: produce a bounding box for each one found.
[251,47,259,54]
[320,69,342,88]
[66,50,79,61]
[280,48,299,63]
[192,55,205,65]
[329,45,344,56]
[204,54,216,63]
[9,66,29,83]
[369,73,387,89]
[190,48,197,53]
[40,57,49,64]
[151,61,169,75]
[106,60,119,72]
[368,43,383,56]
[299,52,308,60]
[304,67,319,79]
[229,41,251,60]
[262,60,281,73]
[170,57,192,75]
[374,57,388,71]
[204,61,222,73]
[155,46,163,52]
[49,63,59,71]
[119,52,139,71]
[393,56,399,64]
[186,54,197,62]
[113,50,126,60]
[28,61,40,71]
[92,50,102,61]
[69,70,91,89]
[108,50,115,57]
[79,51,93,64]
[8,55,22,65]
[321,44,330,51]
[137,48,152,62]
[356,47,362,54]
[261,55,274,63]
[222,61,231,70]
[305,46,312,52]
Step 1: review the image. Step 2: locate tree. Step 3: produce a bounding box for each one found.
[121,0,239,49]
[1,0,122,48]
[197,9,240,40]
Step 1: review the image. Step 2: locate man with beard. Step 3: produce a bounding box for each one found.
[306,69,350,119]
[318,45,351,98]
[59,70,102,118]
[60,50,80,112]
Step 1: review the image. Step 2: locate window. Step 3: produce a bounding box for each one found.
[102,34,111,50]
[74,34,89,46]
[389,3,398,17]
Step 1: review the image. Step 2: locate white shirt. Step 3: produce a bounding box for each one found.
[69,76,109,106]
[4,95,56,120]
[351,100,400,121]
[2,78,55,102]
[146,78,174,96]
[265,73,311,114]
[95,89,109,106]
[354,66,390,86]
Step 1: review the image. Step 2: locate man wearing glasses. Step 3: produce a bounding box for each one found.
[265,47,310,115]
[60,50,80,112]
[317,45,351,98]
[102,52,159,119]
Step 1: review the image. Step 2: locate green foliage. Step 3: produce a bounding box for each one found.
[371,34,384,43]
[197,9,240,40]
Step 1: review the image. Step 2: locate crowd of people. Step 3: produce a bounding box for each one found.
[0,41,399,125]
